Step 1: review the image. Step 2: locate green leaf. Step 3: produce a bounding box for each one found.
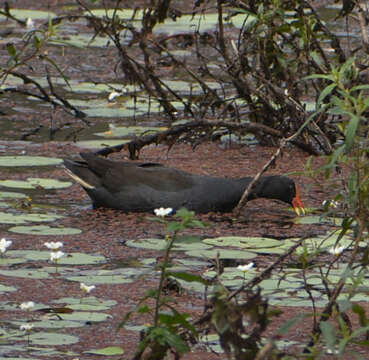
[351,84,369,92]
[318,83,336,107]
[147,327,190,354]
[324,144,345,178]
[339,57,355,78]
[6,43,18,61]
[167,222,184,233]
[277,314,309,335]
[158,311,197,336]
[352,304,368,327]
[310,51,324,67]
[167,271,211,285]
[44,56,71,88]
[345,115,360,152]
[304,73,334,81]
[84,346,124,355]
[320,321,336,349]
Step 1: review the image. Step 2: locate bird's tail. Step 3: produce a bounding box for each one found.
[63,159,98,189]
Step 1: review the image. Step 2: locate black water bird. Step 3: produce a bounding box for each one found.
[63,152,305,215]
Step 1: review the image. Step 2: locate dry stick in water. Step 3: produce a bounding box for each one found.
[233,133,298,217]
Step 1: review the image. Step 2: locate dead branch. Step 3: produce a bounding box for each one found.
[93,119,321,159]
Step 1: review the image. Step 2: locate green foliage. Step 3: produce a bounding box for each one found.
[302,56,369,355]
[119,208,206,359]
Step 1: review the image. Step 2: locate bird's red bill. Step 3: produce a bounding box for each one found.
[292,186,305,216]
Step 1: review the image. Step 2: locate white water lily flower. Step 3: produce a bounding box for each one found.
[154,207,173,217]
[44,241,63,250]
[50,251,65,262]
[20,301,35,311]
[20,323,34,331]
[328,246,345,256]
[80,283,96,294]
[237,262,255,272]
[26,18,35,29]
[0,238,12,253]
[108,91,120,101]
[322,200,339,208]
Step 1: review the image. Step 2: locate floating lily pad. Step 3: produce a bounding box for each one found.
[75,139,129,149]
[0,156,62,167]
[185,249,256,260]
[0,191,27,199]
[0,257,25,266]
[0,178,72,190]
[0,268,50,279]
[126,238,212,251]
[293,215,342,225]
[203,236,281,249]
[161,80,222,95]
[8,250,105,265]
[66,268,147,285]
[28,331,78,346]
[84,8,144,20]
[53,297,117,311]
[56,311,112,322]
[66,274,135,284]
[0,212,63,224]
[13,319,81,329]
[95,126,167,138]
[0,284,17,293]
[0,9,57,20]
[83,105,145,118]
[85,346,124,356]
[50,33,122,48]
[66,81,135,94]
[8,225,82,235]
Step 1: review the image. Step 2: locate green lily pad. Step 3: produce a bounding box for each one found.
[0,156,62,167]
[153,13,224,35]
[0,9,57,20]
[28,331,78,345]
[53,296,116,308]
[50,33,118,48]
[8,250,105,265]
[185,249,257,260]
[8,225,82,235]
[66,274,135,284]
[65,81,135,94]
[293,215,342,225]
[0,257,24,266]
[0,284,17,293]
[85,346,124,356]
[161,80,222,95]
[66,268,147,285]
[57,311,112,322]
[83,105,145,118]
[203,236,281,249]
[84,8,144,20]
[75,139,129,149]
[95,126,167,138]
[0,178,72,189]
[13,319,81,329]
[0,212,63,224]
[126,238,212,251]
[0,191,27,199]
[0,268,50,279]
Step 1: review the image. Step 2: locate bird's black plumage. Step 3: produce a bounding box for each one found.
[64,152,305,214]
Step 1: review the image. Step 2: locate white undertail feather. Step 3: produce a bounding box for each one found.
[63,166,95,189]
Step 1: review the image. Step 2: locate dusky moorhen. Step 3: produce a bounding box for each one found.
[63,152,305,215]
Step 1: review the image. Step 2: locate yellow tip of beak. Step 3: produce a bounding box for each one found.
[292,186,305,216]
[293,205,306,216]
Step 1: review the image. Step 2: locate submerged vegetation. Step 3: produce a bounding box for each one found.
[0,0,369,358]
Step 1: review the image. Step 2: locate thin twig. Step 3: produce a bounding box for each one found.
[233,132,298,217]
